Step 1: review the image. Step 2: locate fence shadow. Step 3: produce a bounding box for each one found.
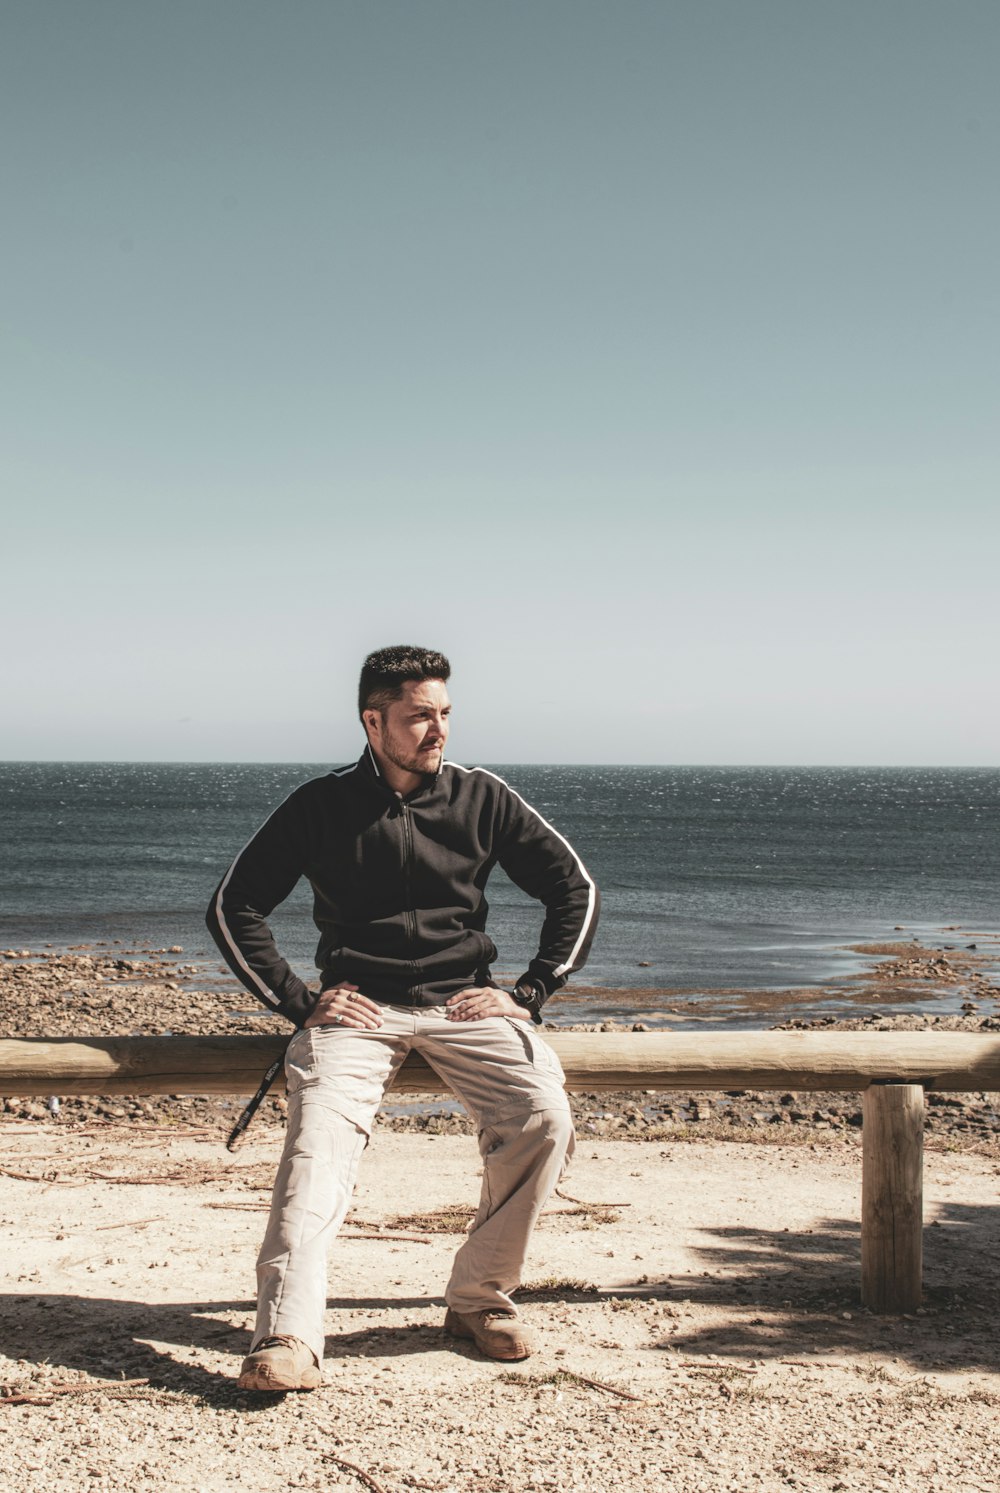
[644,1197,1000,1371]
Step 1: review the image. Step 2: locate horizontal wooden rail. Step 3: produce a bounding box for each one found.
[3,1032,997,1316]
[1,1031,1000,1096]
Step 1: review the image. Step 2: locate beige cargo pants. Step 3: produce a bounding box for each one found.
[252,1005,575,1366]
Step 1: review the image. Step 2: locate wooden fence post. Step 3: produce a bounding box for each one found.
[861,1082,924,1314]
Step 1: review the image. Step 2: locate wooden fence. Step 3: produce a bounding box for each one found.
[4,1031,1000,1315]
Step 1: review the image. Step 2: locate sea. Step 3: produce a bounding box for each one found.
[1,762,998,1029]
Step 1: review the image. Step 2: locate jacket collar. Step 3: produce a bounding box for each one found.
[359,742,444,798]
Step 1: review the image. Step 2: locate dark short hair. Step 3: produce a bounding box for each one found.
[358,645,451,719]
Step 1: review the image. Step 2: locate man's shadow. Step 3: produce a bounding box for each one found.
[1,1291,444,1405]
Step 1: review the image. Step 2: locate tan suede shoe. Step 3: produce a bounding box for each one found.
[444,1307,535,1361]
[237,1335,322,1391]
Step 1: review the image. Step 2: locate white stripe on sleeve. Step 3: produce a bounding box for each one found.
[450,763,598,977]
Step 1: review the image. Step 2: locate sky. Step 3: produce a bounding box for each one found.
[2,0,997,765]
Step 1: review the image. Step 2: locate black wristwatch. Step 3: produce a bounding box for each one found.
[511,981,544,1025]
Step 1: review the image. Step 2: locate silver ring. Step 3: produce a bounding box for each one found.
[334,1013,344,1024]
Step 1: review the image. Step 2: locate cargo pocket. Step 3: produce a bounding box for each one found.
[283,1026,381,1138]
[502,1016,566,1083]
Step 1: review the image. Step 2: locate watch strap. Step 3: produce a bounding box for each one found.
[511,982,544,1025]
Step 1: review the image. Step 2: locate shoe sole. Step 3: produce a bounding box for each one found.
[444,1319,533,1362]
[237,1363,322,1392]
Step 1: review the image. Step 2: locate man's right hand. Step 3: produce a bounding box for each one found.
[304,984,384,1029]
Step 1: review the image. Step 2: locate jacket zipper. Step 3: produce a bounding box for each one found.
[398,802,420,982]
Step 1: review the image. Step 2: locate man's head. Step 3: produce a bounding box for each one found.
[357,645,451,720]
[358,644,452,785]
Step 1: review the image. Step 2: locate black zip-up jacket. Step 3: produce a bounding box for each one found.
[206,747,600,1028]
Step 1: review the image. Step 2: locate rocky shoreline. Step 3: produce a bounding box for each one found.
[3,942,1000,1152]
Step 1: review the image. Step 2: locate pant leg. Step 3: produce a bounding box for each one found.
[252,1015,411,1365]
[446,1106,576,1314]
[414,1011,576,1314]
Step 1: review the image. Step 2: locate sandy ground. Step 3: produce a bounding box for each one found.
[3,1120,1000,1493]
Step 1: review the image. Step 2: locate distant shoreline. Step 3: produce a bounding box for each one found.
[3,932,1000,1034]
[3,938,1000,1151]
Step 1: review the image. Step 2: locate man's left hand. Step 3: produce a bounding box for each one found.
[446,987,528,1022]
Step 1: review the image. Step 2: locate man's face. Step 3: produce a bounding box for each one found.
[366,678,451,779]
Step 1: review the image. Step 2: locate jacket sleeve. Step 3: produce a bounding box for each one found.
[205,786,319,1028]
[493,780,600,1004]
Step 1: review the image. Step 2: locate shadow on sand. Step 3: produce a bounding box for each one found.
[4,1199,999,1399]
[633,1197,1000,1372]
[0,1291,451,1405]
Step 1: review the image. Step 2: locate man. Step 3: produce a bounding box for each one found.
[206,644,599,1391]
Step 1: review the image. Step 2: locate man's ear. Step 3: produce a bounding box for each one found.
[362,708,380,741]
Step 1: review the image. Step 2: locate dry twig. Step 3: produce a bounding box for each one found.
[96,1216,164,1231]
[0,1167,88,1185]
[555,1187,632,1208]
[340,1228,434,1244]
[502,1368,644,1401]
[564,1371,644,1401]
[320,1452,390,1493]
[203,1201,269,1211]
[2,1378,149,1407]
[84,1171,189,1185]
